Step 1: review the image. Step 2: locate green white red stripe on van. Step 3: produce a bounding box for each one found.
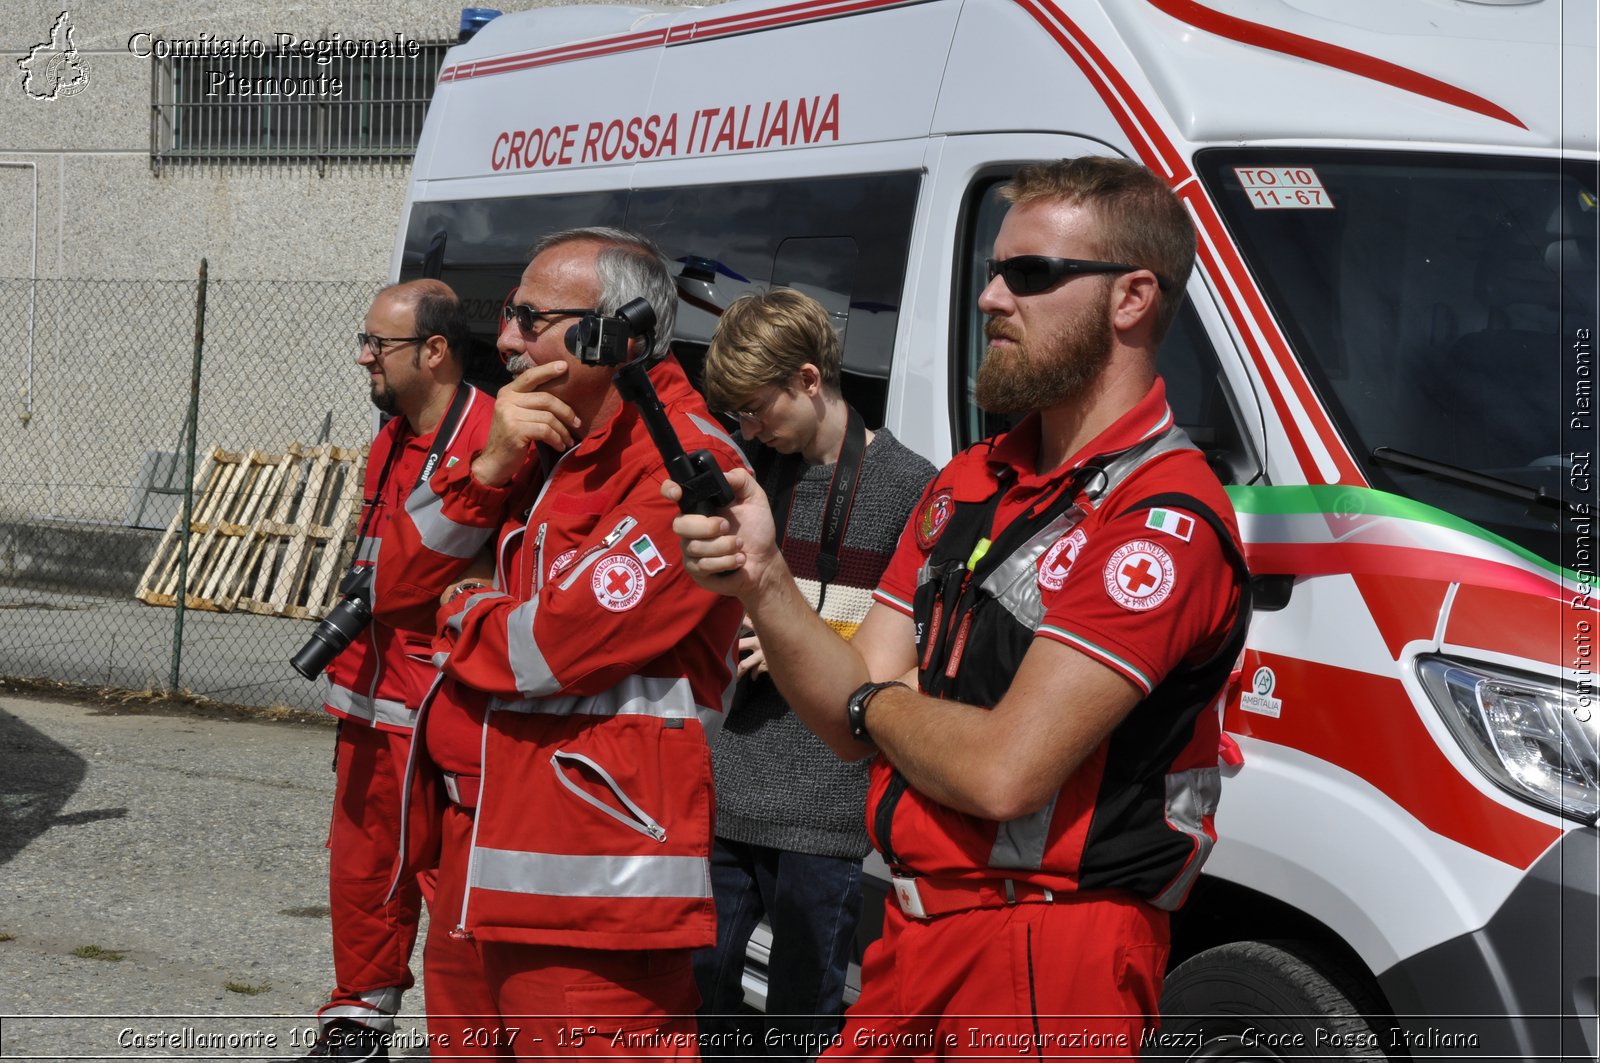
[1227,485,1587,603]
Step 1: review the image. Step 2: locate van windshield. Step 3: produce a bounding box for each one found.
[1200,150,1598,569]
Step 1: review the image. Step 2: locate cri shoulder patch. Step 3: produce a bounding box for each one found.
[1037,528,1089,592]
[592,554,648,612]
[916,488,954,550]
[1102,539,1176,611]
[548,548,579,583]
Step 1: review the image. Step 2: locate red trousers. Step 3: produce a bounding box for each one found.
[823,891,1168,1060]
[423,803,703,1062]
[320,721,423,1033]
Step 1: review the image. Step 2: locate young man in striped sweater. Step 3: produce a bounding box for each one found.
[691,288,934,1060]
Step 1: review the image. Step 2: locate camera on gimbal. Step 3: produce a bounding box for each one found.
[289,566,374,679]
[563,298,657,366]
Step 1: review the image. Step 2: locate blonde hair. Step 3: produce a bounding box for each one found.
[703,288,841,413]
[1002,157,1195,340]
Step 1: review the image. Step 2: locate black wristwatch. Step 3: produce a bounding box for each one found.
[846,680,908,743]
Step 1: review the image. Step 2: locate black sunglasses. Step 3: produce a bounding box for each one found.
[501,301,596,334]
[986,256,1170,295]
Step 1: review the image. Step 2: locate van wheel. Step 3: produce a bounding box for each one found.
[1149,941,1391,1061]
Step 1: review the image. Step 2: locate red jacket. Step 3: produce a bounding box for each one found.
[376,357,745,950]
[326,385,492,732]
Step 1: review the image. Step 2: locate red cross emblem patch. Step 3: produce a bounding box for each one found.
[592,554,647,612]
[1102,539,1175,611]
[1037,528,1088,592]
[916,488,953,550]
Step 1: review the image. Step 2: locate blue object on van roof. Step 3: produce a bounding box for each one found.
[459,8,502,42]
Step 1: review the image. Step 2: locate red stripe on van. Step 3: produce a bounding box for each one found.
[438,0,924,81]
[1229,654,1562,870]
[1013,0,1363,485]
[1142,0,1527,130]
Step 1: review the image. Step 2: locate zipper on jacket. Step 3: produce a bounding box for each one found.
[531,522,548,593]
[557,515,639,592]
[453,703,493,941]
[550,749,667,842]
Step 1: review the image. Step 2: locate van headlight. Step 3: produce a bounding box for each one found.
[1417,656,1599,824]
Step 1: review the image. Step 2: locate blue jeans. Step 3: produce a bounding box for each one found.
[693,837,863,1061]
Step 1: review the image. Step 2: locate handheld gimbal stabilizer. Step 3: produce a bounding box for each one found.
[564,298,735,516]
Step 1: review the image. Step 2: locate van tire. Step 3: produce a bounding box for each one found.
[1150,940,1391,1061]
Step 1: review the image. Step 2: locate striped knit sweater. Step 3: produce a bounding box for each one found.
[712,427,935,858]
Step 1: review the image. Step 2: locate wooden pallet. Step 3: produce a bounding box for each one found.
[134,443,367,619]
[237,444,366,619]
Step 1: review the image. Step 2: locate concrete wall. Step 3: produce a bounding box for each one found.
[1,0,711,527]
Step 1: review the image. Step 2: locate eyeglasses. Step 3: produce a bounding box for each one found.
[727,386,787,426]
[501,300,595,335]
[357,332,428,355]
[985,256,1171,295]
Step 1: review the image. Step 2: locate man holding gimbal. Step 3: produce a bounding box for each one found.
[374,228,745,1060]
[284,280,493,1063]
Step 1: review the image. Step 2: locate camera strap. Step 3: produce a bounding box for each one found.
[762,405,866,614]
[351,382,474,569]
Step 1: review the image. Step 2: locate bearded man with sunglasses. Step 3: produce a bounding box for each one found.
[280,279,493,1063]
[374,227,744,1061]
[669,158,1250,1057]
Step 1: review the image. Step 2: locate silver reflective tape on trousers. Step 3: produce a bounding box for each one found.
[472,847,711,899]
[988,792,1060,871]
[1151,766,1221,911]
[404,477,493,559]
[321,986,403,1033]
[326,682,413,730]
[504,599,560,697]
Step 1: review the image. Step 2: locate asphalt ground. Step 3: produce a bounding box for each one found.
[0,691,433,1061]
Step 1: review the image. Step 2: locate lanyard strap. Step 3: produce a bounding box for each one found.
[760,405,867,612]
[354,383,473,555]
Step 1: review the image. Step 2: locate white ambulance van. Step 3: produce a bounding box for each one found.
[391,0,1598,1056]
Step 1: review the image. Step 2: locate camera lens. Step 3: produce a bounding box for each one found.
[289,595,374,679]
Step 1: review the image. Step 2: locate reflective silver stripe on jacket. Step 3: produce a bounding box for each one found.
[353,535,381,566]
[505,599,560,697]
[489,673,717,733]
[687,413,753,468]
[989,792,1062,870]
[444,587,511,637]
[404,476,494,559]
[326,681,413,729]
[1150,765,1221,911]
[471,847,711,900]
[976,508,1087,631]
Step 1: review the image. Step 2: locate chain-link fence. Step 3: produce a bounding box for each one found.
[0,274,384,711]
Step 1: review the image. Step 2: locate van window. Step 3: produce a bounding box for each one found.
[399,190,629,389]
[952,176,1253,484]
[399,173,922,424]
[629,172,921,426]
[1200,149,1598,565]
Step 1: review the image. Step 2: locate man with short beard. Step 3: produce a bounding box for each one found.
[669,157,1251,1057]
[280,280,493,1063]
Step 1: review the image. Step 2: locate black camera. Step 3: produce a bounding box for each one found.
[290,567,374,679]
[564,298,658,366]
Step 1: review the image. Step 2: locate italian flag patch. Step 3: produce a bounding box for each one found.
[629,533,668,575]
[1145,508,1195,542]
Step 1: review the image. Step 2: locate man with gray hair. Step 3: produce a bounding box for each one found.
[374,228,745,1060]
